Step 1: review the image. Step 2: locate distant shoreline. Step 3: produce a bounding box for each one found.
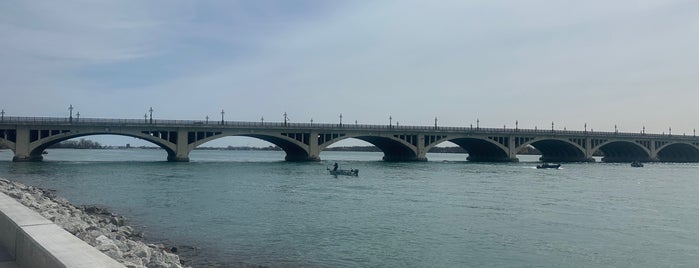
[39,145,547,155]
[0,138,548,155]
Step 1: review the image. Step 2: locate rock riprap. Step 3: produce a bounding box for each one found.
[0,178,188,268]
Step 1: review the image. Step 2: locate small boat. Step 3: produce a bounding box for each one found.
[536,163,560,169]
[328,168,359,176]
[630,161,644,167]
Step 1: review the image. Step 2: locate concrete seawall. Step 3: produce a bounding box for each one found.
[0,192,125,268]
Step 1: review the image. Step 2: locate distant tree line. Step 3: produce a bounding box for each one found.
[325,146,381,152]
[429,147,467,153]
[192,145,546,154]
[3,141,602,156]
[518,146,542,155]
[195,145,282,151]
[49,138,105,149]
[326,145,548,154]
[325,146,546,154]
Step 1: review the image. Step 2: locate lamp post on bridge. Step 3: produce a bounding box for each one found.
[206,116,209,124]
[76,112,80,122]
[261,116,264,125]
[69,104,74,123]
[1,109,4,121]
[669,127,672,136]
[149,107,153,124]
[389,116,392,128]
[144,113,147,123]
[476,118,480,130]
[615,124,618,134]
[642,126,645,135]
[283,112,288,126]
[434,117,438,130]
[221,110,225,125]
[310,118,313,126]
[515,120,518,131]
[339,113,343,127]
[584,123,587,134]
[551,121,554,132]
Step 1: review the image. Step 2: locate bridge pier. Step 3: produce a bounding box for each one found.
[12,155,44,162]
[285,155,320,162]
[166,155,190,162]
[11,127,43,162]
[166,130,191,162]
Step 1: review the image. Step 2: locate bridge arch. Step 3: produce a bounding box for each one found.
[192,132,316,162]
[592,140,652,162]
[519,138,588,162]
[423,136,510,162]
[451,137,510,162]
[0,139,15,152]
[656,142,699,162]
[25,132,177,161]
[319,134,420,161]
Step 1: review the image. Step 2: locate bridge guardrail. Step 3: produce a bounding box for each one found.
[0,116,695,140]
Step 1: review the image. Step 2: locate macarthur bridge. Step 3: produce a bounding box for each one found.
[2,116,699,163]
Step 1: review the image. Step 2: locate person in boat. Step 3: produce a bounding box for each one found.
[333,162,338,171]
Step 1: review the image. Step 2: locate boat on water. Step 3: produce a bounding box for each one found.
[328,168,359,176]
[536,163,561,169]
[329,162,358,176]
[631,161,644,167]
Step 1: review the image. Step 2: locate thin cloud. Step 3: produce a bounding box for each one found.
[1,0,698,135]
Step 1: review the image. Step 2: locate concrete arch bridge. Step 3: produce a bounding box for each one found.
[2,116,699,163]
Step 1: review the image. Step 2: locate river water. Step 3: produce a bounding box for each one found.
[0,149,698,267]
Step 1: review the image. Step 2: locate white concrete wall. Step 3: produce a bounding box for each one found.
[0,193,124,268]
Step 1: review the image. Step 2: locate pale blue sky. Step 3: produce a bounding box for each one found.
[2,1,698,146]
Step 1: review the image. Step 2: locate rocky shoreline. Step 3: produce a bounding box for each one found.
[0,177,189,268]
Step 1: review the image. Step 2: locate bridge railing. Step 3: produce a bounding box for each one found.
[0,116,695,140]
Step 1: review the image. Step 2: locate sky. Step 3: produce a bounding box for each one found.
[1,0,699,146]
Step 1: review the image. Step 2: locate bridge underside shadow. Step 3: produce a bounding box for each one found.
[531,140,591,162]
[450,138,513,162]
[657,143,699,162]
[356,136,422,161]
[246,135,318,162]
[599,141,652,162]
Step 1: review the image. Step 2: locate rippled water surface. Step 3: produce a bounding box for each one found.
[1,149,698,267]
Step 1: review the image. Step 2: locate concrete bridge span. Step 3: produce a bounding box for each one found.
[2,116,699,163]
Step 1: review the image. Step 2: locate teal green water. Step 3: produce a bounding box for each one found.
[1,149,698,267]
